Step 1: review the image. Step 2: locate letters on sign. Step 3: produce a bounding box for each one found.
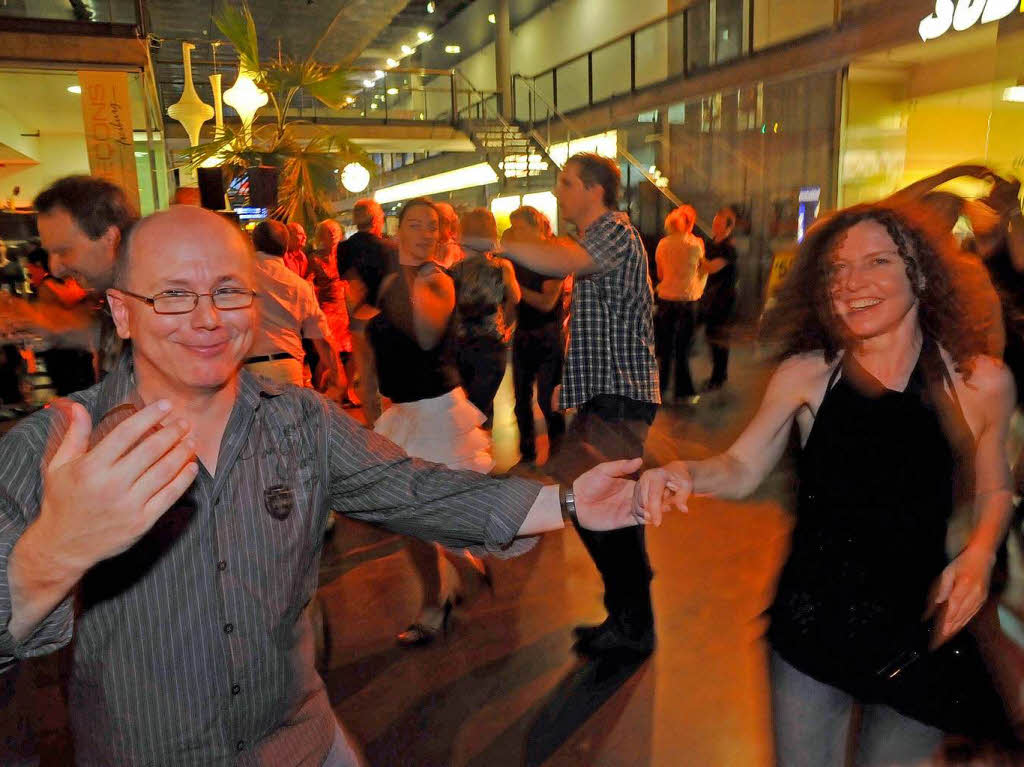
[76,71,140,207]
[919,0,1020,41]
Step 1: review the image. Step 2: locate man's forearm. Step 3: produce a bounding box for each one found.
[311,337,343,390]
[515,484,563,536]
[8,521,81,643]
[503,240,594,277]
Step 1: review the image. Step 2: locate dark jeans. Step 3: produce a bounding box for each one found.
[655,298,697,397]
[455,337,508,426]
[512,325,565,460]
[546,394,658,638]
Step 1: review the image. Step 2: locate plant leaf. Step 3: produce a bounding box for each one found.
[213,1,259,72]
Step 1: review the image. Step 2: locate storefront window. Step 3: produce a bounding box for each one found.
[840,22,1024,205]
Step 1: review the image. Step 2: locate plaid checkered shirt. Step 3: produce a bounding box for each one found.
[560,211,660,410]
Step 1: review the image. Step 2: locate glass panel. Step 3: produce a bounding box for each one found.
[556,56,589,113]
[0,0,137,24]
[591,38,631,102]
[533,72,555,119]
[686,1,711,73]
[715,0,745,63]
[666,13,687,80]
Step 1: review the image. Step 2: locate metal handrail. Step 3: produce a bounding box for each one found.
[512,73,684,209]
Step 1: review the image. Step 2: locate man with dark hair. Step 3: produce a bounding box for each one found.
[502,152,660,660]
[11,175,140,377]
[701,206,739,391]
[247,219,344,397]
[33,175,138,292]
[337,198,396,423]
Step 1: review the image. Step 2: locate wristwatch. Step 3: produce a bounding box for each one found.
[558,483,578,526]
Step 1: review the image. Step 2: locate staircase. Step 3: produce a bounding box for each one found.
[454,73,558,194]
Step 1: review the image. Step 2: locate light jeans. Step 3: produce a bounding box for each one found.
[770,651,943,767]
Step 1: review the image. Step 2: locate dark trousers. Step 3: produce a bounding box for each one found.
[512,325,565,460]
[456,337,508,426]
[706,314,731,387]
[655,298,697,398]
[546,394,658,637]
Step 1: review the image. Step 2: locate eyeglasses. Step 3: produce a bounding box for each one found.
[118,288,256,315]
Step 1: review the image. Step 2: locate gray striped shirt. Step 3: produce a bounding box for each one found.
[0,353,542,765]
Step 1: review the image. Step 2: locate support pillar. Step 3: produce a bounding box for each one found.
[495,0,512,119]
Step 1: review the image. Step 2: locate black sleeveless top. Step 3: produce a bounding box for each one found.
[366,266,460,404]
[769,339,1007,735]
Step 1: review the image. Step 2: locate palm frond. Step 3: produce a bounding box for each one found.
[213,1,259,72]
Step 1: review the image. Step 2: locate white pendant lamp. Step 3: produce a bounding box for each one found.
[166,42,214,147]
[223,62,268,143]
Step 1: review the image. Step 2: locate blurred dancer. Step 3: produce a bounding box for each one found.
[309,220,353,393]
[700,206,738,391]
[637,203,1012,765]
[505,206,567,465]
[339,199,396,424]
[366,197,494,646]
[450,207,520,428]
[435,202,464,268]
[654,205,705,404]
[284,222,310,279]
[502,153,659,659]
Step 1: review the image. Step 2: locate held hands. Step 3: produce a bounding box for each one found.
[632,461,694,526]
[571,458,643,531]
[926,544,996,646]
[33,400,198,579]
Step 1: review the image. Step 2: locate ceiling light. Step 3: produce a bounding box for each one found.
[341,162,371,193]
[370,102,379,110]
[417,30,433,42]
[488,13,495,23]
[387,87,399,95]
[401,44,414,55]
[386,58,399,68]
[374,162,499,204]
[445,45,461,54]
[362,79,374,87]
[67,85,82,94]
[374,70,385,79]
[427,1,435,12]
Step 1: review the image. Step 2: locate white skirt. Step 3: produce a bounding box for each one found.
[373,387,494,474]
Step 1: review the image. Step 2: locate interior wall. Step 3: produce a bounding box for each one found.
[752,0,834,50]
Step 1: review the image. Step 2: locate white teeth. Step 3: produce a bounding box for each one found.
[849,298,881,309]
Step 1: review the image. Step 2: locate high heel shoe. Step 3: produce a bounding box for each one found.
[396,599,453,647]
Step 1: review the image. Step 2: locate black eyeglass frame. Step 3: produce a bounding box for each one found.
[116,288,258,315]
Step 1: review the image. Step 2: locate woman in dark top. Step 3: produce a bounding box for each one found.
[700,206,739,390]
[449,207,520,428]
[367,197,494,647]
[636,204,1014,765]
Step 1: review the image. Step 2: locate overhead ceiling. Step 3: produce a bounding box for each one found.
[149,0,473,119]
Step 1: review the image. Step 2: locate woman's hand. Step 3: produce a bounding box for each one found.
[632,461,693,526]
[927,544,996,646]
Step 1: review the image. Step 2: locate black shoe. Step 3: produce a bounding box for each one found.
[573,621,655,659]
[572,617,612,644]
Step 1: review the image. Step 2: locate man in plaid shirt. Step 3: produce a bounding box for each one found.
[503,152,660,659]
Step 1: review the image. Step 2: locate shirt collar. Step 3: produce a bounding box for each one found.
[94,351,286,423]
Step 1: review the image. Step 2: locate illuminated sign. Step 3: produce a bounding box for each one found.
[919,0,1020,41]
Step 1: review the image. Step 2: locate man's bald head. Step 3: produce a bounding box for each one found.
[115,207,252,289]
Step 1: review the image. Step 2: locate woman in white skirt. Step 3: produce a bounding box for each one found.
[366,197,494,645]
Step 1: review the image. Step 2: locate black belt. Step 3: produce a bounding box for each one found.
[244,352,295,364]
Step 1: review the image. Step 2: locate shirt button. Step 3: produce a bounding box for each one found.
[231,683,241,695]
[236,740,245,752]
[217,560,227,571]
[224,623,234,634]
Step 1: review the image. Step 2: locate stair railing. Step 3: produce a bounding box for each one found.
[512,73,684,209]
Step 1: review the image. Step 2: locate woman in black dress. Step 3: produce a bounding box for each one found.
[636,203,1014,765]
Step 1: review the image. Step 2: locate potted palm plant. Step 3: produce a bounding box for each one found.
[182,1,372,230]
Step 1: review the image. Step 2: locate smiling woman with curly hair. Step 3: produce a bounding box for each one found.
[635,201,1015,763]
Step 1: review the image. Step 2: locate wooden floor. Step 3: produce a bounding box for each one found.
[11,341,983,765]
